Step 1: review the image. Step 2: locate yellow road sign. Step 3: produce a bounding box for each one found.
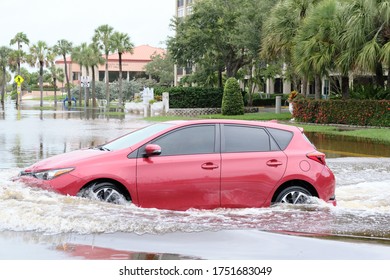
[14,75,24,85]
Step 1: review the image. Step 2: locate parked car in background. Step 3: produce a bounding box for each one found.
[18,119,336,210]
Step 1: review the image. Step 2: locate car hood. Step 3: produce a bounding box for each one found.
[25,148,111,171]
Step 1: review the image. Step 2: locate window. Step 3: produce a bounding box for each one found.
[266,128,293,150]
[177,7,184,17]
[72,72,79,81]
[176,67,184,75]
[152,125,215,156]
[223,125,272,152]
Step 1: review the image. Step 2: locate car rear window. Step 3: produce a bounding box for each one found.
[266,128,293,150]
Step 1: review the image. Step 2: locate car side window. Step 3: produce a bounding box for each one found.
[223,125,272,152]
[266,128,293,150]
[151,125,216,156]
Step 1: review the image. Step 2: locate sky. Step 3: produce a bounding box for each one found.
[0,0,175,50]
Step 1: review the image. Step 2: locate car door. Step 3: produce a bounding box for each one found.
[220,124,287,208]
[136,124,221,210]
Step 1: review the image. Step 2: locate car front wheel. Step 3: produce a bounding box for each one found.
[275,186,312,204]
[79,181,129,204]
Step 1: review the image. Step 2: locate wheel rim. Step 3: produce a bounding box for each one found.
[92,187,123,203]
[280,190,309,204]
[80,182,127,204]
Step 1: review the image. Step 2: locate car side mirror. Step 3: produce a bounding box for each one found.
[144,144,162,157]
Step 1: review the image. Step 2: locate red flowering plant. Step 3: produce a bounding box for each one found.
[287,90,304,103]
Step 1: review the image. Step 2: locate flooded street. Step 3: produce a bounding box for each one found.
[1,100,390,260]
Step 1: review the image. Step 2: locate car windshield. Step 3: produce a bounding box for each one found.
[100,123,174,151]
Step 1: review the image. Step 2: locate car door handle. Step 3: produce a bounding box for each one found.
[201,162,219,170]
[266,160,283,167]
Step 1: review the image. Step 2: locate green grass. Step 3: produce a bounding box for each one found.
[297,124,390,144]
[144,112,390,144]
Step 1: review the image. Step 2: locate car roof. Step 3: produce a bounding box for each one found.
[164,119,302,132]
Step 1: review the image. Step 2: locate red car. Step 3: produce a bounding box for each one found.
[18,120,336,210]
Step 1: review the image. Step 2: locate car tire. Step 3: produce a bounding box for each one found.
[275,186,312,204]
[79,181,130,204]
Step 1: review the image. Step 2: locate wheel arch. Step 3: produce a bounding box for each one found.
[79,178,132,201]
[271,180,318,203]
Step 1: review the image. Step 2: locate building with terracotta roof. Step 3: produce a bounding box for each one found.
[55,45,165,85]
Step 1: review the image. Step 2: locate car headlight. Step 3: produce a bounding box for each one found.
[33,168,75,180]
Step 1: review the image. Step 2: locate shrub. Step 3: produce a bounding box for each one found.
[294,99,390,127]
[221,78,244,115]
[155,86,223,108]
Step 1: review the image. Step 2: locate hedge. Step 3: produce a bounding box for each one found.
[294,99,390,127]
[154,87,223,108]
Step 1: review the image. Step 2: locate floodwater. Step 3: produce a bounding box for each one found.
[1,99,390,260]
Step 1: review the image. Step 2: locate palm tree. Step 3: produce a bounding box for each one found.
[78,43,105,107]
[71,43,87,106]
[88,43,105,107]
[28,41,52,107]
[0,46,12,104]
[293,0,342,99]
[93,24,114,105]
[110,31,134,107]
[9,32,29,75]
[53,39,73,106]
[44,65,64,107]
[9,32,29,105]
[338,0,390,89]
[261,0,321,96]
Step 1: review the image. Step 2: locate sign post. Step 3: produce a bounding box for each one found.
[14,75,24,106]
[81,76,90,108]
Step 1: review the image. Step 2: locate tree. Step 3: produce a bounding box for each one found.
[87,43,105,107]
[168,0,273,87]
[9,32,29,105]
[0,46,12,104]
[261,0,321,96]
[221,77,244,115]
[93,24,114,105]
[293,0,342,99]
[53,39,73,106]
[144,52,174,86]
[338,0,390,89]
[71,43,86,106]
[110,31,134,107]
[44,65,64,106]
[28,41,52,107]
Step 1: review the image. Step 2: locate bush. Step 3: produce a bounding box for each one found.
[221,78,244,115]
[294,99,390,127]
[155,86,223,108]
[350,85,390,100]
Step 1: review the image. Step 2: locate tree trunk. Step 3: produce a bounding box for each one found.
[388,61,390,89]
[54,77,57,107]
[79,66,82,106]
[375,62,384,88]
[218,67,223,88]
[1,69,5,104]
[105,53,110,106]
[341,75,349,99]
[302,76,308,96]
[92,66,96,107]
[39,63,43,108]
[63,55,71,107]
[314,75,321,100]
[118,53,123,107]
[85,67,90,107]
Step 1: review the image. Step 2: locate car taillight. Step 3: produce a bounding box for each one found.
[307,151,326,165]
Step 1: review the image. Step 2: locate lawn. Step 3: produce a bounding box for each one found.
[145,112,390,144]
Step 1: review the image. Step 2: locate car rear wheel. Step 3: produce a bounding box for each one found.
[275,186,312,204]
[79,181,129,204]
